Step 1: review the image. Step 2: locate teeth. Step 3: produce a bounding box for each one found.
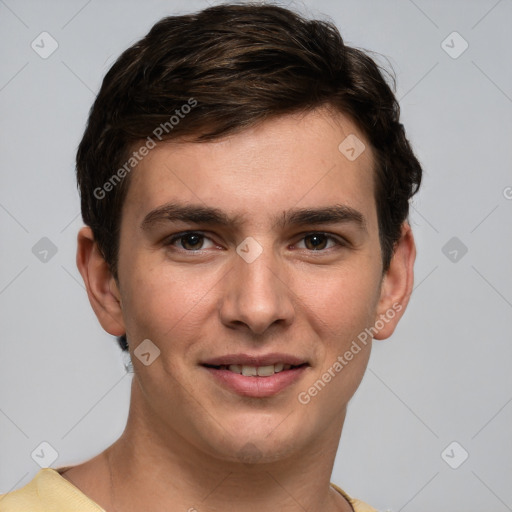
[225,363,294,376]
[241,366,257,376]
[257,365,275,377]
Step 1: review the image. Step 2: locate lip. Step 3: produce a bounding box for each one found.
[203,366,308,398]
[201,353,310,398]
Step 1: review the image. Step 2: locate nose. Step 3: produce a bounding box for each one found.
[219,245,295,336]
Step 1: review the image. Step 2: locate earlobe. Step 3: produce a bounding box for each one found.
[76,226,126,336]
[373,222,416,340]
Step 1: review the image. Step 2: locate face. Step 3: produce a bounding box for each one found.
[82,108,414,463]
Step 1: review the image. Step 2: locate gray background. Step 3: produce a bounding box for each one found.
[1,0,511,511]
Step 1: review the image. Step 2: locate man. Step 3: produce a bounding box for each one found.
[0,3,421,511]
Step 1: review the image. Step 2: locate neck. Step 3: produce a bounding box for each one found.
[104,379,351,512]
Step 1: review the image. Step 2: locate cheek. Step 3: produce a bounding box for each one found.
[296,276,377,423]
[295,264,380,404]
[301,263,381,338]
[119,257,219,351]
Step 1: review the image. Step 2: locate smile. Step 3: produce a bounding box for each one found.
[205,363,304,376]
[201,355,310,398]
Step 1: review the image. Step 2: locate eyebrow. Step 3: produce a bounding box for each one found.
[141,202,367,233]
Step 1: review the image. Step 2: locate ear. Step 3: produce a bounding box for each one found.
[76,226,125,336]
[373,222,416,340]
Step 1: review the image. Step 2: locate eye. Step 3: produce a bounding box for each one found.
[165,231,216,251]
[164,231,346,253]
[295,233,344,251]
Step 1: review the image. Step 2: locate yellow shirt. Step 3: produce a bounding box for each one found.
[0,468,377,511]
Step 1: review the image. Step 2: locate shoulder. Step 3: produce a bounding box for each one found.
[0,468,105,512]
[331,482,379,512]
[0,476,39,511]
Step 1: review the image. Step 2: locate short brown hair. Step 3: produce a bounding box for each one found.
[76,3,422,348]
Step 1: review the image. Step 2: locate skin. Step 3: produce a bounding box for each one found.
[69,108,415,512]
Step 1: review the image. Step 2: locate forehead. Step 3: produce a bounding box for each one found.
[122,108,377,230]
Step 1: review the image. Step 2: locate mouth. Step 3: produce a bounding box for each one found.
[202,362,308,377]
[200,354,310,398]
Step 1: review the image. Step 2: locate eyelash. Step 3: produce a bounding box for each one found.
[164,231,347,253]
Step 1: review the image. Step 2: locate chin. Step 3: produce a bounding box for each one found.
[198,421,305,465]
